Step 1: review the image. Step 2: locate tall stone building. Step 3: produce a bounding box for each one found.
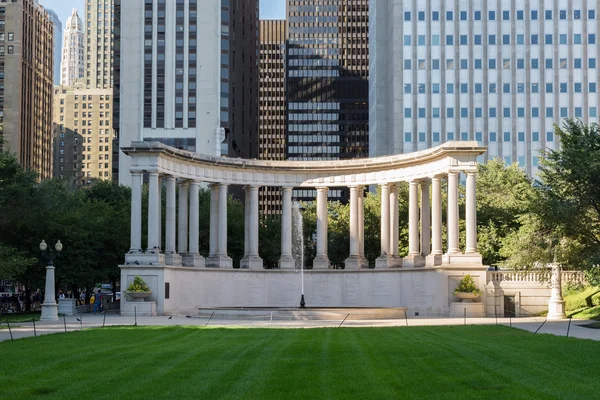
[85,0,114,89]
[0,0,54,179]
[258,19,287,214]
[286,0,370,202]
[53,83,114,186]
[46,9,62,85]
[60,8,84,86]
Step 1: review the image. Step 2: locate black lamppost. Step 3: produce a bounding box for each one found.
[39,239,63,321]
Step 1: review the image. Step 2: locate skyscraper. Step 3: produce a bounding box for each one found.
[118,0,222,185]
[286,0,370,202]
[258,19,287,214]
[0,0,54,179]
[46,9,62,85]
[369,0,599,176]
[84,0,114,89]
[60,8,84,85]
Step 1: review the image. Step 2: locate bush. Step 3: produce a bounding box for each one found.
[453,274,482,295]
[126,276,151,293]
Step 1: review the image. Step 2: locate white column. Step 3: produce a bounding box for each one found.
[217,183,228,256]
[177,181,189,254]
[430,176,443,255]
[248,186,260,257]
[349,186,359,256]
[358,186,365,260]
[243,186,250,257]
[147,172,160,251]
[129,172,142,253]
[40,264,58,321]
[157,175,162,251]
[279,187,294,268]
[465,172,477,253]
[165,176,177,254]
[389,183,399,258]
[313,187,330,268]
[208,183,219,257]
[420,181,431,256]
[188,181,200,254]
[408,180,419,255]
[447,172,460,254]
[379,183,390,255]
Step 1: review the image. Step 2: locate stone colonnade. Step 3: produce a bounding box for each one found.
[128,171,481,269]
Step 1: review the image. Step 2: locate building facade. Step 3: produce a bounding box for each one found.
[370,0,600,176]
[85,0,114,89]
[53,83,115,186]
[286,0,370,202]
[258,19,287,214]
[0,0,54,179]
[46,9,62,85]
[60,8,84,86]
[117,0,222,185]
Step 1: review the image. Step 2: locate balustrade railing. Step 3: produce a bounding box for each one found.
[487,270,586,285]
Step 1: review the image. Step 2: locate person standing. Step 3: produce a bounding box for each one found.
[93,289,103,314]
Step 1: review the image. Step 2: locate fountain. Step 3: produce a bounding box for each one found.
[291,201,306,308]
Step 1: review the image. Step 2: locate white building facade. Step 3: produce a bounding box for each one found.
[60,8,85,86]
[118,0,222,185]
[370,0,600,176]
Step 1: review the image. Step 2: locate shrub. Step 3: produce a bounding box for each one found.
[453,274,482,295]
[126,276,151,293]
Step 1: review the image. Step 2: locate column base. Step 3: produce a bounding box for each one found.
[205,255,233,268]
[358,256,370,269]
[344,254,362,270]
[165,253,183,266]
[375,254,400,268]
[40,303,59,321]
[442,252,483,266]
[240,255,264,269]
[403,254,425,268]
[547,299,567,320]
[278,255,295,269]
[125,252,165,265]
[181,253,205,267]
[313,255,330,269]
[426,253,443,266]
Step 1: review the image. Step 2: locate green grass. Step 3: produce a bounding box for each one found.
[564,286,600,320]
[1,326,600,399]
[0,311,40,323]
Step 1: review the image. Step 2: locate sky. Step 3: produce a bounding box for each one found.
[42,0,285,29]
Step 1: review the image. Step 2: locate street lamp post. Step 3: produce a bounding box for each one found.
[39,239,63,322]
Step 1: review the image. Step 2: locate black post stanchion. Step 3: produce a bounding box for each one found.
[204,311,215,327]
[134,306,137,326]
[567,316,572,338]
[534,319,547,334]
[32,317,37,337]
[338,313,350,328]
[6,319,13,341]
[464,308,467,326]
[63,314,67,333]
[495,304,498,325]
[103,312,106,328]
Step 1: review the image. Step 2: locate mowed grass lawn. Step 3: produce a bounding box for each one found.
[1,326,598,399]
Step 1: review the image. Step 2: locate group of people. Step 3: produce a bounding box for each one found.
[0,289,106,313]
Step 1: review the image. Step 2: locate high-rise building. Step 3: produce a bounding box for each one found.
[46,9,62,85]
[220,0,230,133]
[228,0,260,160]
[52,83,115,186]
[370,0,599,176]
[0,0,54,179]
[258,19,286,214]
[118,0,222,185]
[286,0,370,202]
[84,0,114,89]
[60,8,84,85]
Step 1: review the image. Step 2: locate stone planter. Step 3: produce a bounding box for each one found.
[455,292,480,303]
[125,292,152,302]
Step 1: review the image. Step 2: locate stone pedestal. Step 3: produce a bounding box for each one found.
[58,298,77,316]
[206,255,233,268]
[403,255,425,268]
[450,302,485,317]
[375,254,394,268]
[125,252,165,265]
[426,253,443,266]
[182,253,205,267]
[313,255,331,270]
[547,298,566,320]
[240,256,264,269]
[122,301,156,317]
[165,253,183,266]
[442,253,483,266]
[278,255,295,269]
[40,264,58,321]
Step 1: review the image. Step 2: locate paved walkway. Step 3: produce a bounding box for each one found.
[1,314,599,342]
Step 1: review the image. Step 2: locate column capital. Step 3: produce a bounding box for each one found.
[348,185,359,191]
[316,186,328,192]
[281,186,293,193]
[218,183,229,189]
[164,175,176,182]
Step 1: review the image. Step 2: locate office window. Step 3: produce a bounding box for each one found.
[489,59,496,69]
[503,132,511,142]
[532,132,539,142]
[432,59,440,69]
[433,132,440,142]
[531,10,538,20]
[404,84,412,94]
[447,132,454,140]
[418,11,425,21]
[475,108,482,117]
[432,108,440,117]
[518,157,526,167]
[547,131,554,141]
[460,83,468,93]
[489,83,496,93]
[575,107,582,118]
[574,83,582,93]
[404,35,412,45]
[460,11,467,21]
[489,108,497,117]
[532,34,539,45]
[488,34,496,45]
[532,107,539,117]
[590,107,597,117]
[590,58,596,68]
[405,108,412,118]
[518,132,525,142]
[404,11,411,21]
[447,107,454,117]
[446,35,454,45]
[489,132,497,142]
[574,34,582,44]
[516,34,524,45]
[418,59,426,69]
[503,35,510,45]
[447,83,454,93]
[460,35,468,45]
[590,34,597,44]
[545,58,553,69]
[461,59,468,69]
[590,83,597,93]
[517,83,525,93]
[545,10,552,20]
[546,108,554,117]
[418,35,426,45]
[419,132,426,142]
[476,132,483,142]
[475,83,482,93]
[546,83,553,93]
[560,34,567,44]
[517,10,524,20]
[503,83,510,93]
[589,10,596,20]
[419,108,426,118]
[503,59,511,69]
[474,11,481,20]
[560,83,567,93]
[404,59,411,69]
[503,108,510,117]
[560,108,568,118]
[461,132,469,140]
[432,35,440,46]
[432,83,440,93]
[545,35,553,44]
[574,10,581,20]
[531,58,539,68]
[575,59,582,69]
[532,83,539,93]
[432,11,439,21]
[418,83,425,93]
[503,11,510,20]
[560,59,567,69]
[404,132,412,142]
[560,10,567,20]
[489,11,496,20]
[517,59,524,69]
[446,11,453,21]
[533,157,539,167]
[518,108,525,118]
[474,35,482,45]
[446,59,454,69]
